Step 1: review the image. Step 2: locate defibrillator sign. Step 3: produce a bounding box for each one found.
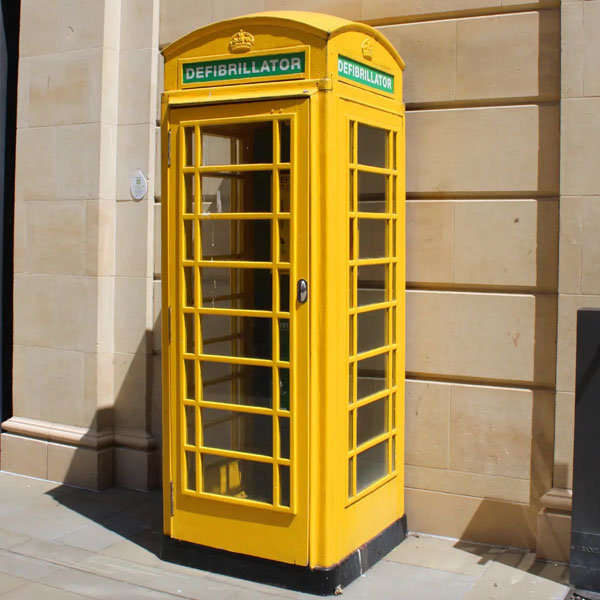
[182,52,306,86]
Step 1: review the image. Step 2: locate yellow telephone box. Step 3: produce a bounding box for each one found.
[160,12,406,594]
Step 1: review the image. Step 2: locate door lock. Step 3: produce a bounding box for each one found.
[297,279,308,304]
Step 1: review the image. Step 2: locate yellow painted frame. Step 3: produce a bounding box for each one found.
[161,11,405,570]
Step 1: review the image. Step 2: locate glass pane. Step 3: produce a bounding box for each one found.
[279,417,290,459]
[349,219,356,260]
[348,457,354,497]
[200,267,272,311]
[359,219,387,259]
[201,408,273,456]
[184,173,195,214]
[357,440,388,493]
[183,266,194,307]
[185,127,195,167]
[349,315,354,356]
[348,410,354,449]
[357,123,387,168]
[358,172,386,213]
[199,219,271,262]
[357,397,388,446]
[348,362,355,403]
[279,272,290,312]
[391,436,396,471]
[279,367,290,411]
[184,312,195,354]
[201,172,272,213]
[279,219,290,262]
[349,267,355,308]
[200,361,272,408]
[357,353,387,401]
[357,309,387,354]
[186,452,196,491]
[358,264,386,306]
[279,170,290,212]
[279,319,289,361]
[201,314,271,359]
[279,121,291,163]
[349,170,355,212]
[184,359,196,401]
[279,465,290,507]
[349,121,355,163]
[202,454,272,504]
[201,121,273,165]
[183,219,195,261]
[185,405,196,446]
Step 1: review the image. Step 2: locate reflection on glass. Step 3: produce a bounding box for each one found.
[184,173,195,214]
[391,436,396,471]
[279,272,290,312]
[185,405,196,446]
[348,457,354,497]
[349,122,355,163]
[279,219,290,262]
[349,315,354,356]
[183,266,194,307]
[357,123,387,168]
[349,362,354,403]
[201,122,273,165]
[184,360,195,401]
[200,267,271,311]
[200,314,271,360]
[202,454,272,503]
[185,127,195,167]
[356,353,387,401]
[200,219,271,262]
[201,408,273,456]
[201,172,272,213]
[356,440,388,493]
[279,121,291,164]
[279,170,290,212]
[279,417,290,459]
[348,410,354,448]
[184,312,194,354]
[359,219,387,259]
[183,219,194,261]
[357,397,388,446]
[357,264,386,306]
[279,319,289,361]
[357,309,387,354]
[279,367,290,411]
[280,465,290,507]
[200,362,273,408]
[186,452,196,491]
[358,172,387,213]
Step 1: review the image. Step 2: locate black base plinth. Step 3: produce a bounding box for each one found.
[160,514,407,596]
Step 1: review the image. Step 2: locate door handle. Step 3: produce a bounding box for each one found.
[297,279,308,304]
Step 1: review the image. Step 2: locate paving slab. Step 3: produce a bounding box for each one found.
[0,573,28,596]
[0,548,64,581]
[0,581,95,599]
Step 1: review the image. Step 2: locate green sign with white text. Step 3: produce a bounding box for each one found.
[182,52,306,85]
[337,55,394,93]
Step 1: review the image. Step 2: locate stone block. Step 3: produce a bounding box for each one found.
[118,49,154,125]
[406,201,453,285]
[61,0,105,51]
[114,277,150,354]
[47,443,114,490]
[151,355,162,444]
[0,434,48,479]
[556,294,600,393]
[114,352,149,431]
[456,11,559,101]
[153,202,161,278]
[116,199,150,277]
[115,446,159,490]
[121,0,158,51]
[561,98,600,196]
[536,509,571,563]
[406,290,557,385]
[558,197,582,295]
[13,275,56,348]
[454,199,557,290]
[405,379,450,469]
[159,0,213,48]
[116,124,152,201]
[24,200,86,275]
[553,392,574,490]
[561,2,584,99]
[265,0,362,21]
[213,0,266,22]
[152,280,161,353]
[378,20,455,105]
[16,58,29,129]
[584,0,600,97]
[406,105,558,195]
[20,0,61,57]
[364,0,500,22]
[581,198,600,295]
[85,199,117,278]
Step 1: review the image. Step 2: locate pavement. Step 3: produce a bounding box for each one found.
[0,470,572,599]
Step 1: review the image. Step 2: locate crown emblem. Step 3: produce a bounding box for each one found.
[361,38,373,61]
[229,29,255,53]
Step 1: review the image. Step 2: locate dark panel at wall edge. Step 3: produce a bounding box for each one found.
[0,0,19,430]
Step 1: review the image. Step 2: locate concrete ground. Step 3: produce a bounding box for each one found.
[0,471,571,599]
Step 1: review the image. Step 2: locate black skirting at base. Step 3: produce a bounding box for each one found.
[160,514,407,596]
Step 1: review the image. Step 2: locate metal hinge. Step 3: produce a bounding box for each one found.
[167,130,171,167]
[170,481,174,516]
